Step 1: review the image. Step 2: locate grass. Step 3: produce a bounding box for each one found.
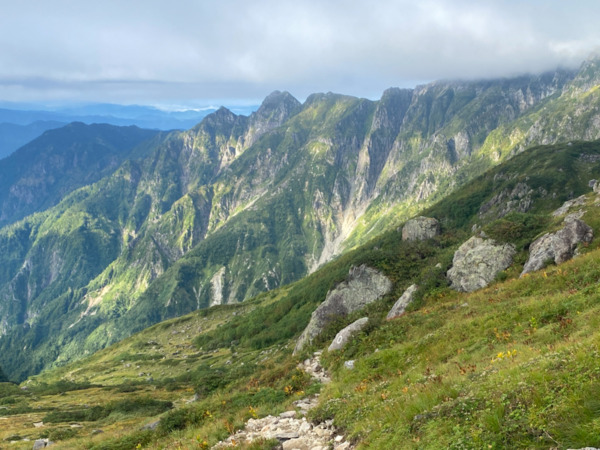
[2,141,600,448]
[312,244,600,449]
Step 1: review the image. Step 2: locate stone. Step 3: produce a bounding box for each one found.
[298,421,312,434]
[343,360,355,370]
[33,421,44,428]
[32,439,53,449]
[552,195,587,217]
[328,317,369,352]
[282,437,312,449]
[186,393,200,403]
[141,419,160,430]
[447,236,516,292]
[298,354,331,384]
[280,411,297,418]
[521,218,593,275]
[276,432,300,441]
[294,265,391,353]
[401,216,441,241]
[386,284,418,320]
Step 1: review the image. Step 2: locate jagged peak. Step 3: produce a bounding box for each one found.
[213,105,236,118]
[258,90,300,110]
[251,90,301,124]
[192,105,239,131]
[567,55,600,92]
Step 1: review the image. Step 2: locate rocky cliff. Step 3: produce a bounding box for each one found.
[3,58,600,379]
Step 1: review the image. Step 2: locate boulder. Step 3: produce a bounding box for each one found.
[294,265,391,353]
[32,439,53,449]
[402,216,441,241]
[552,195,587,217]
[328,317,369,352]
[387,284,418,320]
[521,218,593,275]
[447,236,516,292]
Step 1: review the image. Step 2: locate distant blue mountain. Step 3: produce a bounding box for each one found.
[0,102,259,159]
[0,120,66,159]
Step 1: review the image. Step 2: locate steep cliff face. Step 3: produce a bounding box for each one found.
[3,60,600,379]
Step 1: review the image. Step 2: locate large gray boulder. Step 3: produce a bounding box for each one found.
[402,216,441,241]
[447,236,515,292]
[328,317,369,352]
[521,218,593,276]
[387,284,418,320]
[294,265,392,353]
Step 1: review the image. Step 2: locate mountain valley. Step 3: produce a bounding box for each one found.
[1,59,600,449]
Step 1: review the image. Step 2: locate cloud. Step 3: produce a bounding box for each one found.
[0,0,599,104]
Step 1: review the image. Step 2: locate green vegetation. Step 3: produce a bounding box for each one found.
[2,62,600,384]
[2,59,600,448]
[2,139,600,448]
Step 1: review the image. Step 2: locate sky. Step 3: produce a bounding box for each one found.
[1,0,599,108]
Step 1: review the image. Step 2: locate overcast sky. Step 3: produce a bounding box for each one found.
[1,0,598,108]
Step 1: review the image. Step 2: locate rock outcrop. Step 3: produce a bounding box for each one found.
[521,218,593,275]
[447,237,516,292]
[387,284,418,320]
[479,182,546,219]
[328,317,369,352]
[552,195,587,217]
[294,265,392,353]
[401,217,441,241]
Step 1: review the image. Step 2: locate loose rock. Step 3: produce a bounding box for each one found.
[521,218,593,275]
[387,284,418,320]
[295,265,391,353]
[328,317,369,352]
[402,216,441,241]
[447,236,515,292]
[32,439,54,449]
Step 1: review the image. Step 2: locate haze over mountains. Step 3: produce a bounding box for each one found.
[0,58,600,382]
[0,103,259,160]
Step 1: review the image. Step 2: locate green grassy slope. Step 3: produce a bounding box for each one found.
[2,140,600,448]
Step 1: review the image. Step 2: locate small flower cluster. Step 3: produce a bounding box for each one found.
[491,349,517,363]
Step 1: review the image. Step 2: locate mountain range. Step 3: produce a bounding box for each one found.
[0,103,260,160]
[0,57,600,448]
[1,58,600,382]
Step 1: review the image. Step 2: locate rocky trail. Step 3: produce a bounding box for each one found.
[214,352,352,450]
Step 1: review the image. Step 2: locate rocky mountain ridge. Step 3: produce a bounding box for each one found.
[2,59,600,380]
[2,139,599,448]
